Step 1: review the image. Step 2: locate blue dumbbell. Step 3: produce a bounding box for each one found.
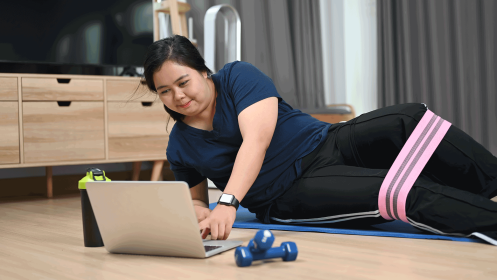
[248,229,275,252]
[234,230,298,267]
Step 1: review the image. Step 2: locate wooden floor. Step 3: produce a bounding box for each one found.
[1,189,496,280]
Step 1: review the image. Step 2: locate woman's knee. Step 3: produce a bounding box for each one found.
[347,103,428,168]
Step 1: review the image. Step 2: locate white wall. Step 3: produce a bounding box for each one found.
[320,0,377,116]
[320,0,345,105]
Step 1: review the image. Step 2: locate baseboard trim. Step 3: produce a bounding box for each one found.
[0,167,175,199]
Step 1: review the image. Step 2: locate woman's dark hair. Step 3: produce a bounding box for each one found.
[143,35,213,122]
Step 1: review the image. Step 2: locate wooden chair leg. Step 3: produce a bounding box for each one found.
[168,0,181,35]
[132,162,142,181]
[180,13,188,37]
[151,160,164,181]
[153,10,160,41]
[46,166,53,198]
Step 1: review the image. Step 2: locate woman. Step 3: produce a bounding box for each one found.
[143,35,497,245]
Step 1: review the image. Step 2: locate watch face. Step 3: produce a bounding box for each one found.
[219,194,233,204]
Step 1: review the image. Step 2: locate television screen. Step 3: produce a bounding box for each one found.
[0,0,153,74]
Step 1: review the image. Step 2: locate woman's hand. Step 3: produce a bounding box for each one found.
[194,205,212,223]
[199,204,237,240]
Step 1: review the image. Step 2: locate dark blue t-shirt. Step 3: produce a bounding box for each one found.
[166,61,331,211]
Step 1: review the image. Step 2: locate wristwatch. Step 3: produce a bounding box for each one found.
[217,193,240,210]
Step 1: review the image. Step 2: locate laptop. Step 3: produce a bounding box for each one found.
[85,181,243,258]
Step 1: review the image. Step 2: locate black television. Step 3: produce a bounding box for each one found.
[0,0,153,76]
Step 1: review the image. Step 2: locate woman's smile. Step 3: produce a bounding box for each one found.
[178,100,192,108]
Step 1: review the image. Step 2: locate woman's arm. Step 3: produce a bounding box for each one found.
[199,96,278,240]
[223,96,279,202]
[190,178,208,208]
[190,179,211,223]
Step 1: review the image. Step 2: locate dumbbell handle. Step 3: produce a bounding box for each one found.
[248,239,267,254]
[250,246,287,261]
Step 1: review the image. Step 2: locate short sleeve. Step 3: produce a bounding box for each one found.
[226,61,282,115]
[169,162,206,188]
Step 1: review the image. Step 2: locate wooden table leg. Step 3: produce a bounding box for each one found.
[132,162,142,181]
[151,160,164,181]
[46,166,53,198]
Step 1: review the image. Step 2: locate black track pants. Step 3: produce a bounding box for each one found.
[268,103,497,242]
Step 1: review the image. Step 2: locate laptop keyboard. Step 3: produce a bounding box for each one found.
[204,245,222,252]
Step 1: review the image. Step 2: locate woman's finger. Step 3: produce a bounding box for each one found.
[224,224,232,240]
[210,221,219,240]
[199,219,210,238]
[217,224,225,240]
[201,226,210,239]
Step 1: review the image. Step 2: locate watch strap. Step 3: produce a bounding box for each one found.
[217,193,240,210]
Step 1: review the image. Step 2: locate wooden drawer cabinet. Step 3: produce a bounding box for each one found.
[0,77,18,100]
[0,102,20,164]
[22,78,103,101]
[0,73,174,197]
[107,101,174,159]
[107,80,155,102]
[23,102,105,163]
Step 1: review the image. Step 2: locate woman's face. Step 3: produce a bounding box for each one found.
[153,61,213,118]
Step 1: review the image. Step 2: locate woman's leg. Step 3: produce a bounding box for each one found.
[269,165,389,227]
[406,175,497,241]
[269,164,497,244]
[336,103,497,198]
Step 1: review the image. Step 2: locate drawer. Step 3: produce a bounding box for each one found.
[0,102,20,164]
[107,79,155,102]
[22,78,104,101]
[0,77,18,100]
[23,102,105,163]
[107,101,174,159]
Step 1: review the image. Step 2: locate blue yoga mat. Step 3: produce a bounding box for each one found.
[208,203,484,244]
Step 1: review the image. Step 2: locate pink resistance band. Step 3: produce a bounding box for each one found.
[378,110,452,223]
